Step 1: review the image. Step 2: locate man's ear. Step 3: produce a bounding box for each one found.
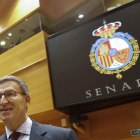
[24,94,31,107]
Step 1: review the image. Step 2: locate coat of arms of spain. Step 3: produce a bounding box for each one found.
[89,20,140,79]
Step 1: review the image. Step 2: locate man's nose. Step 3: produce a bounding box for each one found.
[0,95,8,105]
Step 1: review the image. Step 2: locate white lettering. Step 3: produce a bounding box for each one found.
[95,88,102,96]
[105,85,116,94]
[122,82,131,90]
[86,90,92,98]
[136,79,140,87]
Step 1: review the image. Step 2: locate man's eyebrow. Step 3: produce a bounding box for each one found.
[0,89,15,93]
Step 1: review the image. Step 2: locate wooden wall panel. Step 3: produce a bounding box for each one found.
[0,31,48,77]
[0,0,40,34]
[133,101,140,128]
[30,110,69,125]
[0,122,5,136]
[39,0,88,21]
[77,101,140,140]
[116,137,140,140]
[75,120,92,139]
[12,59,54,115]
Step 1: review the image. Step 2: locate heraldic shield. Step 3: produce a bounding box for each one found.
[89,20,140,79]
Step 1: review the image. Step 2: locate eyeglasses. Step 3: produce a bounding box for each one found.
[0,90,20,102]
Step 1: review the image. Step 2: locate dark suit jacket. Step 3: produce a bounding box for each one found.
[0,120,79,140]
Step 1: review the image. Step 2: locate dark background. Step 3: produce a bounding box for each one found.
[47,1,140,110]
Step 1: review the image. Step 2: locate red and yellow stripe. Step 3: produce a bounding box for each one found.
[98,54,115,68]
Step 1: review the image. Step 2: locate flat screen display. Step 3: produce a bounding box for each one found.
[47,1,140,114]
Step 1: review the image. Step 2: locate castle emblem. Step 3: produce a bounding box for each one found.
[89,21,140,79]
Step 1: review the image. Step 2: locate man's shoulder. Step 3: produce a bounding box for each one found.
[34,120,73,134]
[0,133,6,140]
[32,120,79,140]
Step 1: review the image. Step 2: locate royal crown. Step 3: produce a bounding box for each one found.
[92,21,122,39]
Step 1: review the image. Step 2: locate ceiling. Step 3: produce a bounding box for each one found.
[0,0,133,54]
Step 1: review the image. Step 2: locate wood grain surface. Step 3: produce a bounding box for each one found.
[0,31,49,77]
[0,0,40,34]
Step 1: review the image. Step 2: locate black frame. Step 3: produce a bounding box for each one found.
[46,0,140,115]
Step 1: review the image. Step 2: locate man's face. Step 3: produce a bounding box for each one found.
[0,81,30,123]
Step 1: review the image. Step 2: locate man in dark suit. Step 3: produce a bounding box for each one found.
[0,76,78,140]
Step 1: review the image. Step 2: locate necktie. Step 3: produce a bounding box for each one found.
[11,132,20,140]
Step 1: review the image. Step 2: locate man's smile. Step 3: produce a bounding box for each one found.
[0,108,13,112]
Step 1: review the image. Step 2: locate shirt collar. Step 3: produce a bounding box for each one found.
[5,117,32,139]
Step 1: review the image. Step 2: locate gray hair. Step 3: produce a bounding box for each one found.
[0,75,29,95]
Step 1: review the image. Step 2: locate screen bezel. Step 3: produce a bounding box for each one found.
[46,0,140,112]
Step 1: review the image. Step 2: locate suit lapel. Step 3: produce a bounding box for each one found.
[30,120,49,140]
[0,133,7,140]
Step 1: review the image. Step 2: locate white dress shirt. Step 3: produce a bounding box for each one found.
[6,117,32,140]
